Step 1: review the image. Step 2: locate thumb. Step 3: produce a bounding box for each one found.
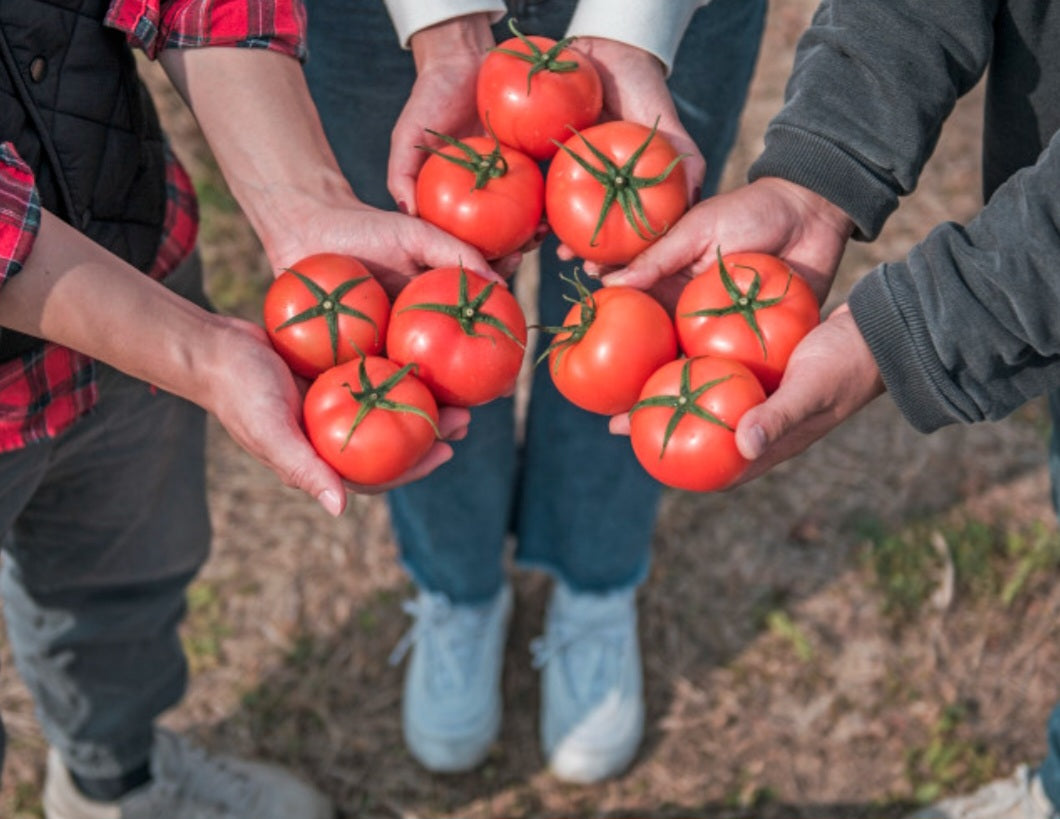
[734,379,812,461]
[603,218,709,290]
[276,442,348,516]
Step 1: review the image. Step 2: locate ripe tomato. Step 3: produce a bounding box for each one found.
[386,266,528,407]
[476,19,602,161]
[546,120,687,265]
[629,356,766,492]
[303,356,440,486]
[416,130,544,260]
[676,251,820,393]
[542,273,677,415]
[264,253,390,379]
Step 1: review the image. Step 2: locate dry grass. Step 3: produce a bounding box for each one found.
[4,2,1059,817]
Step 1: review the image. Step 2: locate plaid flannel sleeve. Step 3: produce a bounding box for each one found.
[105,0,307,60]
[0,142,41,293]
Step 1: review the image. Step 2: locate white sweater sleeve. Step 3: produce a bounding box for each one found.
[565,0,712,73]
[382,0,507,48]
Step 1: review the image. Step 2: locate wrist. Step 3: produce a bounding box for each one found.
[410,13,495,72]
[572,36,665,77]
[758,176,856,241]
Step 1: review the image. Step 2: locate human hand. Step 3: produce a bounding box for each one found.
[728,303,886,484]
[570,37,705,203]
[608,303,885,486]
[388,14,496,216]
[601,177,856,309]
[202,316,469,513]
[267,194,512,297]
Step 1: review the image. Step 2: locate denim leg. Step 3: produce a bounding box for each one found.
[0,255,211,779]
[514,0,766,591]
[304,0,521,603]
[302,0,766,599]
[1037,703,1060,808]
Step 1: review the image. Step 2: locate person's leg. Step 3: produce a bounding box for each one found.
[303,0,518,773]
[512,0,767,783]
[0,254,331,818]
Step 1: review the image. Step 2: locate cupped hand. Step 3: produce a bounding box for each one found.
[602,177,856,309]
[202,317,473,514]
[608,304,885,488]
[387,15,496,216]
[728,303,885,484]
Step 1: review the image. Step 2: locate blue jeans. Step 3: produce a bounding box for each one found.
[0,252,211,779]
[304,0,766,603]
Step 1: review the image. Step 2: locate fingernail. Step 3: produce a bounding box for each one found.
[744,424,768,459]
[317,489,343,517]
[397,201,409,215]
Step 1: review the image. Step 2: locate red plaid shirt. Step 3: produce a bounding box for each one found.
[0,0,306,452]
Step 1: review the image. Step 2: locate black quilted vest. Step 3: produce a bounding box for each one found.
[0,0,167,360]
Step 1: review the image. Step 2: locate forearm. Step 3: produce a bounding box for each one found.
[748,0,995,240]
[158,47,355,268]
[849,130,1060,432]
[0,209,231,408]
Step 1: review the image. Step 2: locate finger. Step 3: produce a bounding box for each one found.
[280,444,348,515]
[413,223,500,282]
[603,216,710,289]
[608,413,631,435]
[437,406,471,440]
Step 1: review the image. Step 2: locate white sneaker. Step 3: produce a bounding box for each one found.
[390,583,513,773]
[532,581,644,784]
[43,727,332,819]
[909,766,1058,819]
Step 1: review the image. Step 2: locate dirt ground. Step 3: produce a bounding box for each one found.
[4,2,1060,817]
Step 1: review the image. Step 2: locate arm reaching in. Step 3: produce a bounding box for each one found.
[158,47,498,294]
[604,177,854,309]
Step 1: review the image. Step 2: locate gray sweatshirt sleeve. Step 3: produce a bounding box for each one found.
[748,0,997,240]
[849,133,1060,433]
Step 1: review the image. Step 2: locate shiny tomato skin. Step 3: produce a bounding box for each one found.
[477,34,602,161]
[548,285,677,415]
[303,356,439,486]
[676,252,820,393]
[546,121,687,265]
[416,137,544,260]
[386,267,529,407]
[629,356,766,492]
[264,253,390,379]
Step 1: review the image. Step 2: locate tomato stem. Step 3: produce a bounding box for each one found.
[340,358,440,451]
[679,248,792,358]
[396,265,525,347]
[629,358,734,457]
[417,127,509,191]
[491,18,581,95]
[274,268,380,366]
[533,269,597,370]
[552,117,687,249]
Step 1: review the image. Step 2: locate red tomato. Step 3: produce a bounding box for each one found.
[303,356,440,486]
[264,253,390,379]
[629,356,766,492]
[542,273,677,415]
[546,120,687,265]
[476,19,602,160]
[386,266,528,407]
[676,251,820,393]
[416,130,544,260]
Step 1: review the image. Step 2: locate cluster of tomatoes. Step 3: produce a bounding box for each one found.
[416,19,688,266]
[542,251,820,492]
[264,254,527,486]
[262,25,820,494]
